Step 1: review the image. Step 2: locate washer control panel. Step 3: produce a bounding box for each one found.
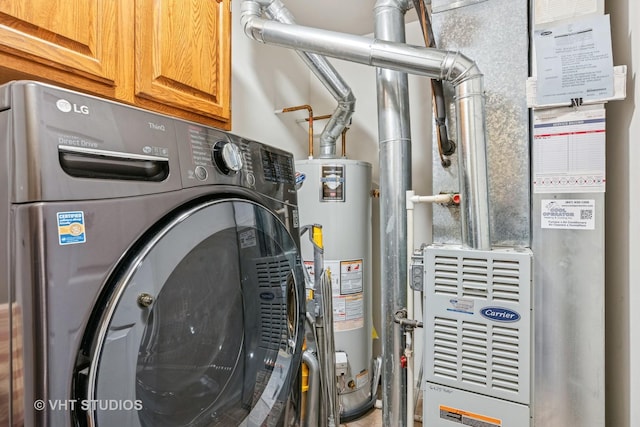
[212,140,243,175]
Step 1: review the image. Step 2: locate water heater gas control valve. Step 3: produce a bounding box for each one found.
[212,140,243,175]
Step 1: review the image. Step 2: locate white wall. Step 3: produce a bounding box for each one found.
[606,1,639,426]
[231,8,311,157]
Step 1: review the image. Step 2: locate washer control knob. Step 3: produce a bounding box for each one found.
[212,141,243,175]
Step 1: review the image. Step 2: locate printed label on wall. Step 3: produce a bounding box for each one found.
[541,199,595,229]
[533,107,606,193]
[57,211,86,245]
[534,0,599,25]
[320,165,345,202]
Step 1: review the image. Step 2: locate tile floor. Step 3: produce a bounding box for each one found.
[340,408,383,427]
[340,406,423,427]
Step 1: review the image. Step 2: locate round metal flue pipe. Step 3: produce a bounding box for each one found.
[374,1,411,426]
[260,0,355,159]
[240,2,491,249]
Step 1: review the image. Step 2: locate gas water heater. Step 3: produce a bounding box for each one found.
[296,158,374,419]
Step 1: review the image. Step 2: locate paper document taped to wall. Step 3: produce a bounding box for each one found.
[534,0,599,25]
[533,106,605,194]
[534,14,613,106]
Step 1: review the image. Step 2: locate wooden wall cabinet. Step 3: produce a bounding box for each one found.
[0,0,231,129]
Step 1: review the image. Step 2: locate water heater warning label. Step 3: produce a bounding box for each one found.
[439,405,502,426]
[340,260,363,294]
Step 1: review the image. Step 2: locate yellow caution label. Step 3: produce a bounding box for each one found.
[439,405,502,426]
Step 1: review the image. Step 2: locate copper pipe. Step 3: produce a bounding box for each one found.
[306,114,350,157]
[278,104,314,157]
[305,114,332,121]
[341,127,349,158]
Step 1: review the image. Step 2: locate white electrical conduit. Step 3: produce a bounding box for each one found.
[405,190,454,427]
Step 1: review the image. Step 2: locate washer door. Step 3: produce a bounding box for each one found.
[74,199,303,427]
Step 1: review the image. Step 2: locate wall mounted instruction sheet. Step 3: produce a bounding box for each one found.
[541,199,595,230]
[534,0,599,25]
[534,14,613,106]
[533,106,605,193]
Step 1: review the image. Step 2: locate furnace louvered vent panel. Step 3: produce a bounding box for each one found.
[255,257,290,351]
[432,254,522,303]
[424,245,532,406]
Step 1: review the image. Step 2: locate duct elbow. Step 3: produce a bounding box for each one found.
[318,94,356,158]
[374,0,413,12]
[342,91,356,107]
[442,50,483,86]
[240,1,265,41]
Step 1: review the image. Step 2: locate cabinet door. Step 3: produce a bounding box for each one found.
[0,0,129,98]
[135,0,231,128]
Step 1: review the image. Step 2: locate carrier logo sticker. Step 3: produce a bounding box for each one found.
[57,211,86,245]
[480,307,521,323]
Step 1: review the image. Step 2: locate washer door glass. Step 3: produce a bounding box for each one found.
[79,199,302,427]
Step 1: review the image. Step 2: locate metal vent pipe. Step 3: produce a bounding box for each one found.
[241,1,491,249]
[373,1,411,426]
[259,0,355,158]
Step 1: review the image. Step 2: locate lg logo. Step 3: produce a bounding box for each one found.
[56,99,89,115]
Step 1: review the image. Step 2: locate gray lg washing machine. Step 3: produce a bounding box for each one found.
[0,81,305,426]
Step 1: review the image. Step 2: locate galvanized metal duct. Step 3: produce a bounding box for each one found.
[241,0,491,248]
[373,1,411,426]
[258,0,355,158]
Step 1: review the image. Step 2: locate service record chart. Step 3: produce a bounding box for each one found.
[533,105,606,194]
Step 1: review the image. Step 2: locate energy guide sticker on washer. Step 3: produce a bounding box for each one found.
[320,165,345,202]
[57,211,86,245]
